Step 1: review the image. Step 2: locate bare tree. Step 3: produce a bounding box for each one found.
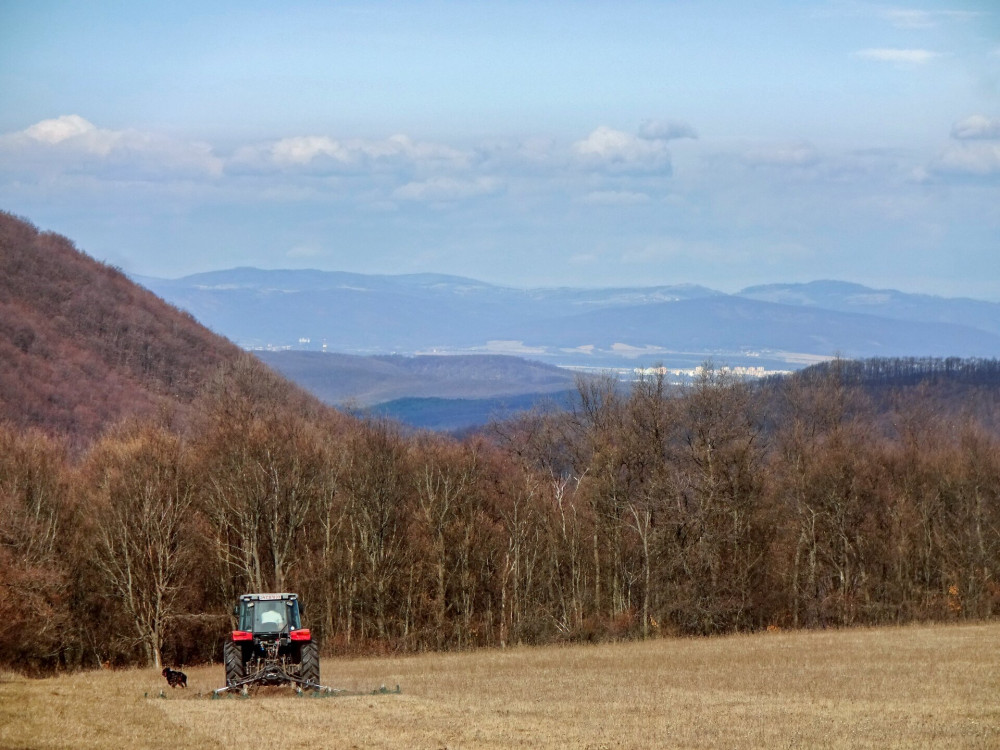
[0,425,72,668]
[667,365,769,632]
[195,356,325,595]
[775,365,882,627]
[87,423,195,668]
[412,435,479,647]
[341,419,412,642]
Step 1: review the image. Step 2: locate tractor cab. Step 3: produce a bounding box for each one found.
[237,593,303,635]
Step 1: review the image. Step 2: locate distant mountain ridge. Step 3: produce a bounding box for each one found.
[515,296,1000,359]
[137,268,1000,369]
[739,281,1000,337]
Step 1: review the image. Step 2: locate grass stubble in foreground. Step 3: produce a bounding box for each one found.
[0,622,997,749]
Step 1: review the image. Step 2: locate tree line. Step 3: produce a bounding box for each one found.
[1,355,998,673]
[796,356,1000,388]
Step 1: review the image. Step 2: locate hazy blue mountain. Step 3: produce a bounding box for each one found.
[500,296,1000,360]
[138,269,513,351]
[136,269,1000,369]
[739,281,1000,337]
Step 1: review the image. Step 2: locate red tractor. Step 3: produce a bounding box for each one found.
[218,592,322,694]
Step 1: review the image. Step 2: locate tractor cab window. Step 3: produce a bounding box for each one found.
[239,599,301,632]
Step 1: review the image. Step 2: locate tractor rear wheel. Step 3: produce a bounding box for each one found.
[224,641,244,687]
[300,642,320,686]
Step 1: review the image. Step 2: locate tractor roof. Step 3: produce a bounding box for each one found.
[239,592,299,601]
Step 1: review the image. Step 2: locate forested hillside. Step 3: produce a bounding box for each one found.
[0,211,247,443]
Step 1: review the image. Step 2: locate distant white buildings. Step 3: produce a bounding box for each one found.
[632,365,792,380]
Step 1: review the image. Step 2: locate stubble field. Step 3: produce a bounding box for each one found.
[1,622,997,749]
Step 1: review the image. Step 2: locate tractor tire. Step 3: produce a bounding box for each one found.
[300,641,320,687]
[224,641,244,687]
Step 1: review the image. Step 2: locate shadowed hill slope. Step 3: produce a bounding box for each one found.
[257,351,578,406]
[0,211,249,443]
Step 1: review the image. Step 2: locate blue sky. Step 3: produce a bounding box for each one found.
[1,1,998,298]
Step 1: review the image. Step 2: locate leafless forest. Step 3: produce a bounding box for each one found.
[2,352,998,674]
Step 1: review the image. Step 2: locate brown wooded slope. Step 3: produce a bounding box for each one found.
[0,211,244,443]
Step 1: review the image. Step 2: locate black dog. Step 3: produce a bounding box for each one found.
[162,667,187,688]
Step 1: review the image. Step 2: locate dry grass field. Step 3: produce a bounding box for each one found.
[1,622,997,749]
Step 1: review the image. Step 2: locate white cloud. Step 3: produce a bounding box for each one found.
[235,133,467,172]
[472,136,560,171]
[638,119,697,141]
[271,136,349,165]
[24,114,113,151]
[951,115,1000,141]
[932,143,1000,176]
[881,8,980,29]
[853,48,942,64]
[882,9,936,29]
[573,126,672,172]
[393,176,502,202]
[0,115,223,177]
